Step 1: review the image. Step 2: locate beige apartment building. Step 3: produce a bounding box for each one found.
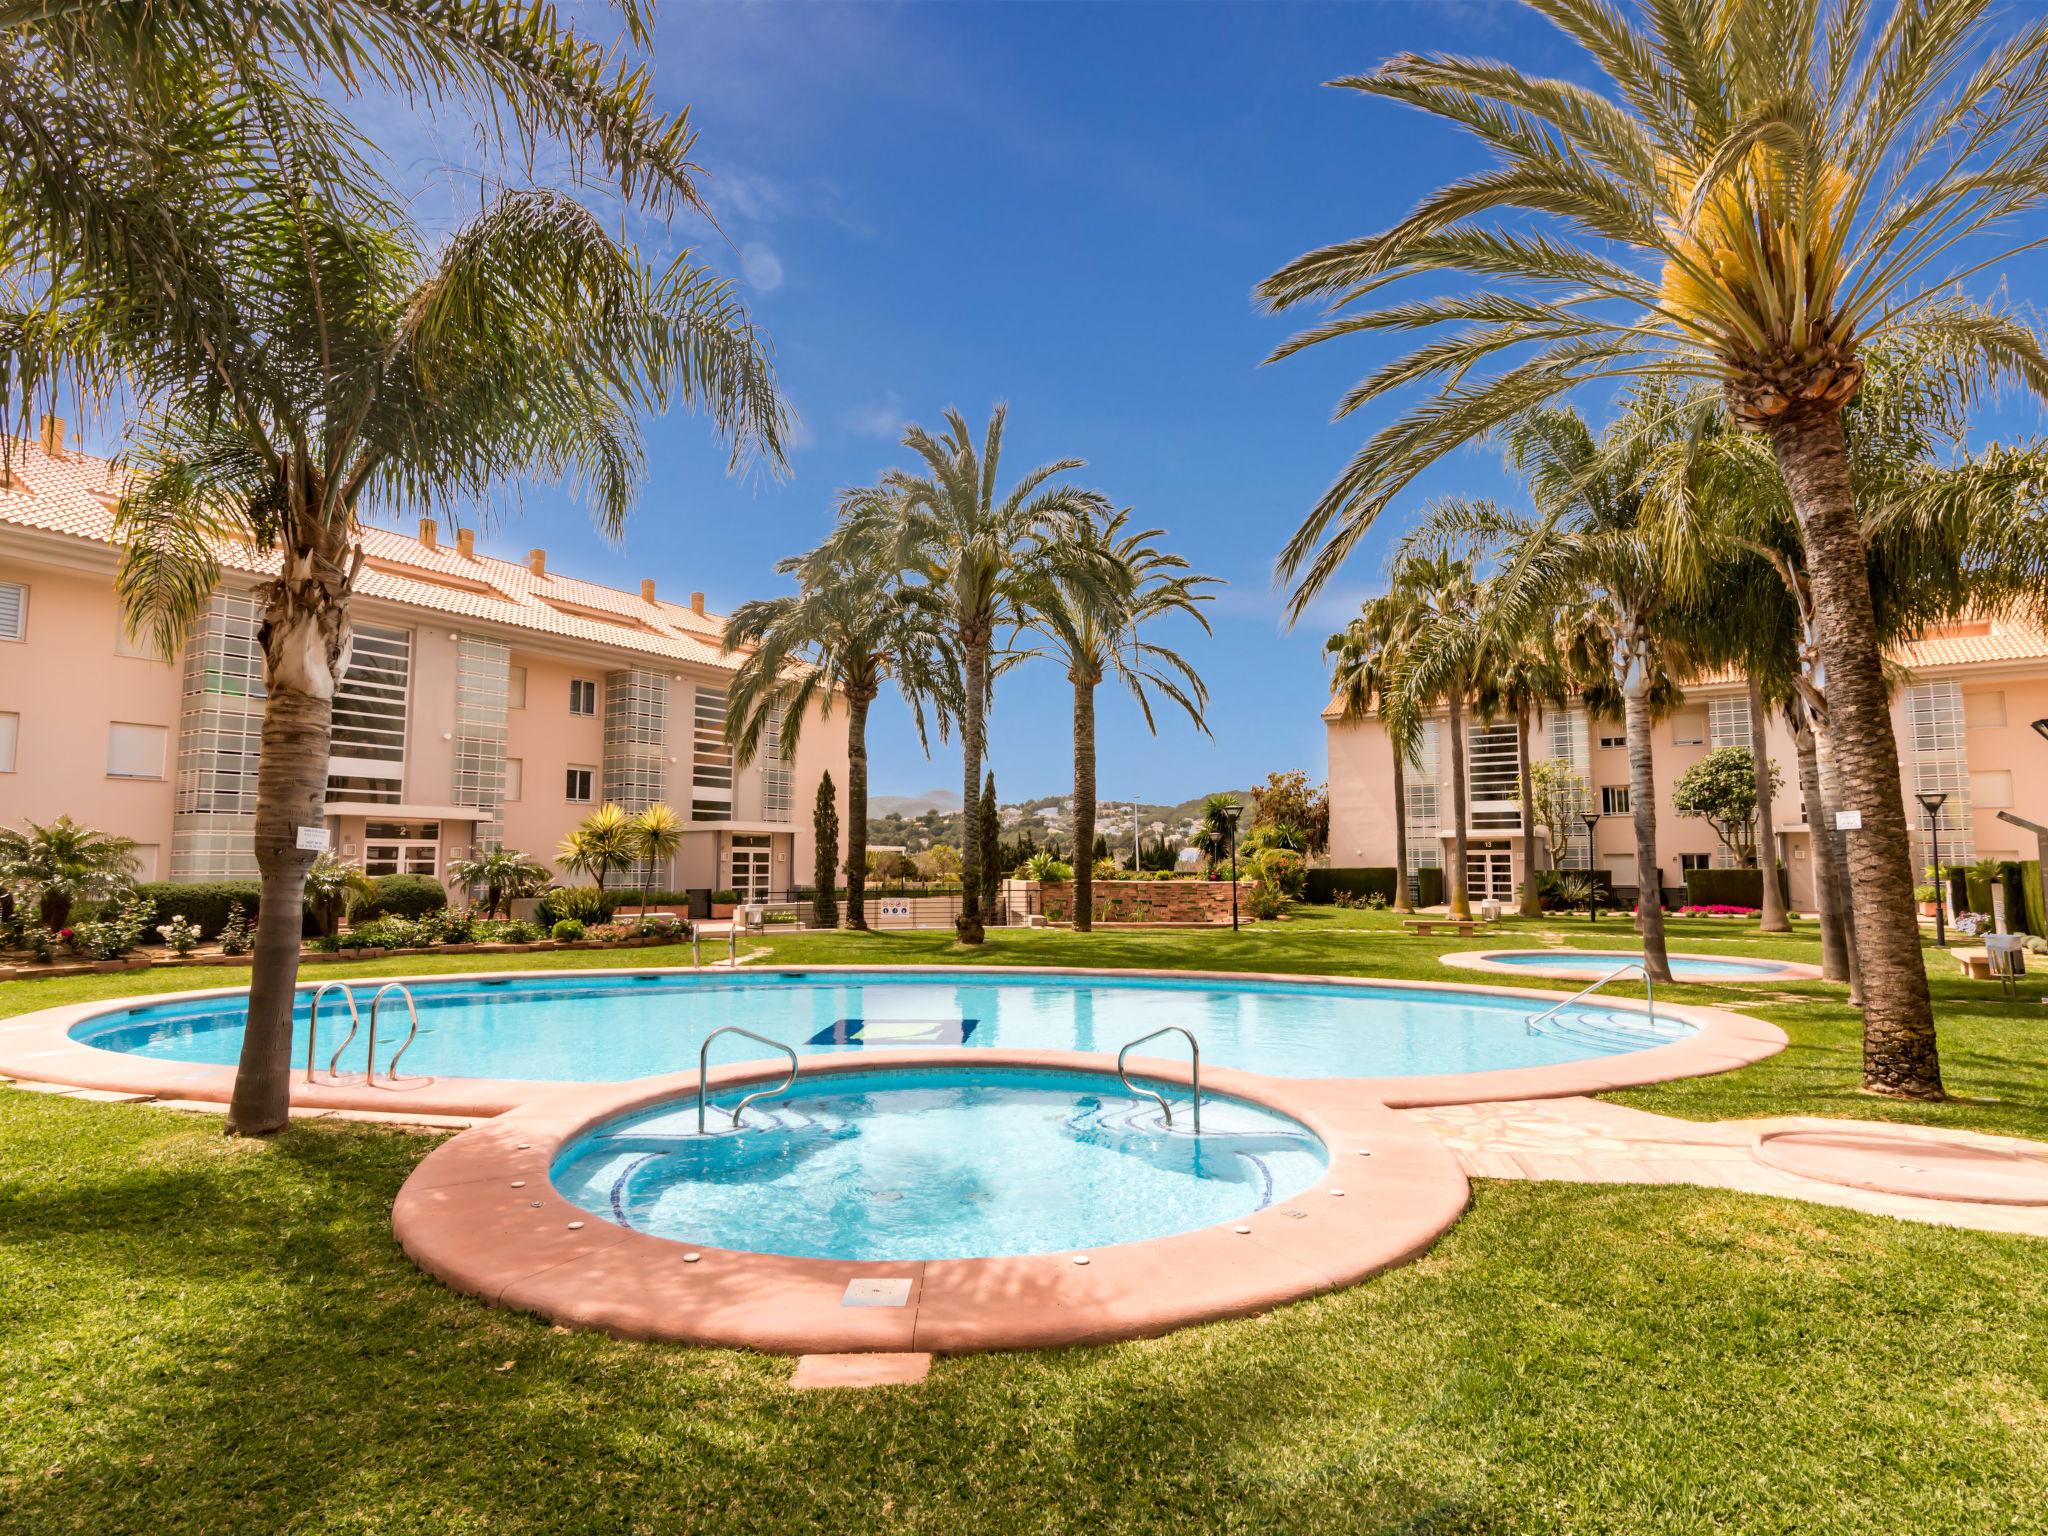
[0,435,848,904]
[1325,618,2048,908]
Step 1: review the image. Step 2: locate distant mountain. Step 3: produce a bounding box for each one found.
[868,788,963,818]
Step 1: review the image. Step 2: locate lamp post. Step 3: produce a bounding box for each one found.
[1222,801,1242,933]
[2033,718,2048,744]
[1917,790,1949,949]
[1580,811,1601,924]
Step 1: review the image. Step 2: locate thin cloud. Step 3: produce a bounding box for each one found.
[740,241,785,291]
[841,391,906,439]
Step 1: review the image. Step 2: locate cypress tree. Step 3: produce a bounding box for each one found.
[812,772,840,929]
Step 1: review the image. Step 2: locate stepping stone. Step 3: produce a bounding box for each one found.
[789,1352,932,1390]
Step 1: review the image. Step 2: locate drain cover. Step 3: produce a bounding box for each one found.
[842,1278,913,1308]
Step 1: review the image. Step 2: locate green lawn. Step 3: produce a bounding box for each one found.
[2,912,2044,1532]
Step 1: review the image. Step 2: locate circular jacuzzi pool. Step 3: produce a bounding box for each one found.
[1442,949,1820,983]
[551,1065,1329,1261]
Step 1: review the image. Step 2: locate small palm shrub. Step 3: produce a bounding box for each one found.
[537,886,616,926]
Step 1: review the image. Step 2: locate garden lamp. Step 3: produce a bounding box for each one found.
[1579,811,1601,923]
[1917,791,1948,949]
[1222,801,1243,933]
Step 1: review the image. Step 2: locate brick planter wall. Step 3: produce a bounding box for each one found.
[1036,879,1242,924]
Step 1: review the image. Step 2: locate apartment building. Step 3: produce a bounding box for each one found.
[1325,617,2048,907]
[0,434,849,902]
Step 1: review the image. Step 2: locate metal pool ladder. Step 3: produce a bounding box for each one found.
[1118,1025,1201,1134]
[1524,961,1661,1040]
[303,981,422,1084]
[697,1025,798,1133]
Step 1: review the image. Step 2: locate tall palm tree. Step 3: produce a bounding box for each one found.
[105,175,781,1137]
[1258,0,2048,1098]
[629,805,685,917]
[1383,551,1486,919]
[1326,584,1430,913]
[724,517,955,932]
[1018,510,1217,932]
[849,406,1111,944]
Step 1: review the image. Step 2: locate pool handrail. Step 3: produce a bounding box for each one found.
[697,1025,798,1132]
[366,982,422,1084]
[1117,1025,1202,1134]
[1524,961,1665,1038]
[307,982,362,1083]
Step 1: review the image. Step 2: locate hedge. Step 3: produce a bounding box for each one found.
[2022,861,2045,937]
[128,881,264,940]
[1415,865,1445,909]
[355,874,447,920]
[1682,867,1791,909]
[1303,867,1399,905]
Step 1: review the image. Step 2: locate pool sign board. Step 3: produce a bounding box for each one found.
[295,825,330,852]
[1834,810,1862,831]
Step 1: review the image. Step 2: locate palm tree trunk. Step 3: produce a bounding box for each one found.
[1390,746,1413,914]
[1517,702,1541,918]
[956,632,987,944]
[1768,405,1939,1099]
[1749,676,1790,933]
[845,689,872,931]
[228,575,352,1136]
[1446,691,1470,917]
[1789,701,1856,993]
[1813,721,1865,1005]
[1623,664,1671,984]
[1071,672,1097,933]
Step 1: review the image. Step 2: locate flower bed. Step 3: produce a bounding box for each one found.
[1679,904,1761,918]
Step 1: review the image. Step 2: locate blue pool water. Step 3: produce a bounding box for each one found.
[551,1066,1329,1260]
[1482,950,1790,979]
[71,968,1691,1082]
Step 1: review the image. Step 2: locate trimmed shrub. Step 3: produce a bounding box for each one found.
[1681,867,1790,909]
[1415,866,1445,909]
[551,918,586,942]
[537,886,617,926]
[2022,861,2045,937]
[130,880,264,940]
[1303,867,1399,905]
[355,874,447,921]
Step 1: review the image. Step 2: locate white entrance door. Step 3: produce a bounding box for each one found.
[364,821,441,878]
[728,835,772,901]
[1466,849,1513,902]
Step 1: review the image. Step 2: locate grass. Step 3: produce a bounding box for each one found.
[2,909,2043,1531]
[2,1086,2044,1534]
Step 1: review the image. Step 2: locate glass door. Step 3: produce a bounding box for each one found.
[728,836,772,901]
[1466,849,1513,902]
[364,821,441,878]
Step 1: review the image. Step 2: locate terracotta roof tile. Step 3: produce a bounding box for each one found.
[0,438,753,673]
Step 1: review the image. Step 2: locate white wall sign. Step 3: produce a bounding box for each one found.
[1834,810,1863,831]
[295,825,331,852]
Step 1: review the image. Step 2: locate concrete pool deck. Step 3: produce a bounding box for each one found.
[1441,948,1826,984]
[0,963,1791,1114]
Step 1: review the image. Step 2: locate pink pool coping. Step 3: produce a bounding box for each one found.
[1750,1119,2048,1207]
[391,1048,1472,1354]
[1441,948,1826,984]
[0,961,1787,1115]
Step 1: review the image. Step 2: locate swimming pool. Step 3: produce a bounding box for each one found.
[72,967,1694,1083]
[1450,949,1810,981]
[552,1065,1329,1260]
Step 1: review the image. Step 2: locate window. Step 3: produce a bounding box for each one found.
[1670,712,1707,747]
[507,665,527,710]
[1601,785,1631,815]
[325,623,410,804]
[1972,769,2015,809]
[565,766,594,802]
[504,758,523,802]
[569,678,596,716]
[1597,731,1626,750]
[107,721,168,779]
[0,711,15,772]
[1679,852,1712,872]
[0,579,24,641]
[692,684,733,820]
[1964,690,2007,729]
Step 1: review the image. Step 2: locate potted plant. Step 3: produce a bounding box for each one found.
[710,888,741,920]
[1914,884,1939,918]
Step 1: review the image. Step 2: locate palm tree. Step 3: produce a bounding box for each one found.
[849,406,1111,944]
[302,852,374,938]
[558,805,639,894]
[1381,551,1486,919]
[628,805,685,918]
[724,517,955,932]
[446,847,551,921]
[1199,794,1240,878]
[1258,0,2048,1098]
[0,816,139,929]
[1018,510,1217,932]
[1326,586,1430,913]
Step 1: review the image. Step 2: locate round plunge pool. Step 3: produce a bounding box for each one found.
[551,1065,1329,1261]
